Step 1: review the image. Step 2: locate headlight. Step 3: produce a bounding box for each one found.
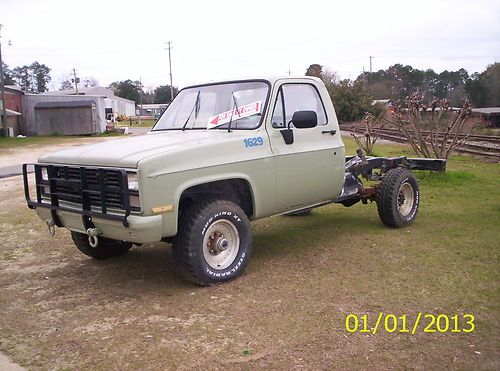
[127,173,139,191]
[41,167,49,181]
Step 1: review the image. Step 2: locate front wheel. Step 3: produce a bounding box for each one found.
[173,200,252,286]
[376,168,420,228]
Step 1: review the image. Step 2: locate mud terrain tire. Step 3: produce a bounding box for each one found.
[173,200,252,286]
[376,168,420,228]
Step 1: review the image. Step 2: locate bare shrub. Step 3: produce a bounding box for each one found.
[378,93,479,159]
[350,114,384,155]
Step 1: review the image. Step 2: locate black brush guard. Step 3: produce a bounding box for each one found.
[22,164,133,228]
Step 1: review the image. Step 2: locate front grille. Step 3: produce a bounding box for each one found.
[23,163,134,227]
[38,165,138,213]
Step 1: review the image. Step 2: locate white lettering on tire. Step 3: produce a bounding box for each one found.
[202,211,241,235]
[205,253,246,277]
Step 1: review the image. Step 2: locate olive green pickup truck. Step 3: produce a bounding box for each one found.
[23,76,445,286]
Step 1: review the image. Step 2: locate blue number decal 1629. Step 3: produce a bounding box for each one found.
[243,137,264,148]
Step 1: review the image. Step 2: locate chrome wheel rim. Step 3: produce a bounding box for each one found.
[202,219,240,270]
[398,182,414,216]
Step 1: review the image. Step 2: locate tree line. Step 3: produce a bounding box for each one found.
[2,61,51,93]
[3,60,498,115]
[358,63,499,107]
[306,62,500,123]
[2,62,177,104]
[108,80,178,105]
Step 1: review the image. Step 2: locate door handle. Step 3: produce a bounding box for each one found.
[321,130,336,135]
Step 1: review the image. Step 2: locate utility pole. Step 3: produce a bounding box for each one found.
[138,77,143,126]
[369,56,374,86]
[165,41,174,102]
[72,68,79,94]
[0,24,7,137]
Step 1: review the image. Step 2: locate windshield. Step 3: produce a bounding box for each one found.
[152,81,269,131]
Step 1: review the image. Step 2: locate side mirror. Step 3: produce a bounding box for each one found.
[291,110,317,129]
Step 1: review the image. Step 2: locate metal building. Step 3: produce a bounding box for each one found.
[22,87,136,135]
[22,94,107,135]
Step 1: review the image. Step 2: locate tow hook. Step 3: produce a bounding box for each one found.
[46,219,56,236]
[86,228,102,248]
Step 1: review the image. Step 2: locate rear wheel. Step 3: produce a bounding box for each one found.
[376,168,420,228]
[173,200,252,286]
[71,232,133,259]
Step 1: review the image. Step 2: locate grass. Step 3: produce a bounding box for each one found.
[476,127,500,136]
[119,118,156,128]
[0,136,85,150]
[0,137,498,369]
[93,131,125,137]
[0,133,123,150]
[350,140,499,292]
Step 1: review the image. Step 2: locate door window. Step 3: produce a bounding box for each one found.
[283,84,327,126]
[271,84,328,128]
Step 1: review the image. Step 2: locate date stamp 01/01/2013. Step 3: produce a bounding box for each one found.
[345,313,475,335]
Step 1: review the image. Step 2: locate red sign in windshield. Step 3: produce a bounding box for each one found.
[207,101,262,129]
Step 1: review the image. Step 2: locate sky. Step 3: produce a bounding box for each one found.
[1,0,499,91]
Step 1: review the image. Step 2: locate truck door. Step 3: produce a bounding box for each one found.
[267,81,344,212]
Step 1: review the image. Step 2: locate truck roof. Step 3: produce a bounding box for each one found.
[183,75,323,90]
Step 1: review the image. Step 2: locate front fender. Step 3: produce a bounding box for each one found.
[161,173,261,237]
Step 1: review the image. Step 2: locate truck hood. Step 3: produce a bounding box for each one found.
[38,130,237,168]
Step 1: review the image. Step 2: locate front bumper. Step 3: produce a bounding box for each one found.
[35,207,163,243]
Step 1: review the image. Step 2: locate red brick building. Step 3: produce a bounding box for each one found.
[0,85,23,135]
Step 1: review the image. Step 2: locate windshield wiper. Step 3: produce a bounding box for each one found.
[227,92,240,132]
[182,90,201,131]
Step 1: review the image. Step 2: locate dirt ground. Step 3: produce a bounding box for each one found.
[0,170,498,369]
[0,136,498,369]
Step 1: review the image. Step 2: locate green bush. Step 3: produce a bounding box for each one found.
[327,80,375,123]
